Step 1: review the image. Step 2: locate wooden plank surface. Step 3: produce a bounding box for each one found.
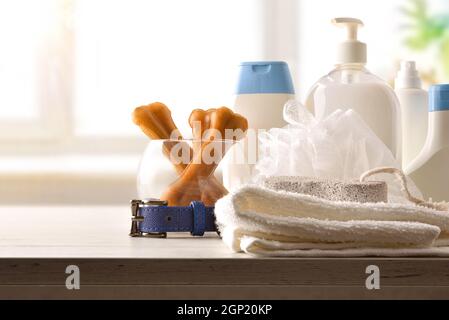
[0,206,238,259]
[1,206,449,299]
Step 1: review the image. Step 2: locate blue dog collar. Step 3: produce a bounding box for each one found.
[129,199,217,238]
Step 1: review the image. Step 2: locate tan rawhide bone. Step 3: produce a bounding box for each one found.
[187,108,228,202]
[189,108,215,158]
[161,107,248,206]
[133,102,186,174]
[132,102,227,202]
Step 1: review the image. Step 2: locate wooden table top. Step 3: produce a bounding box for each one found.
[0,205,239,259]
[1,206,449,299]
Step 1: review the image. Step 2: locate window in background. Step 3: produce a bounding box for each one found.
[0,0,38,120]
[0,0,263,146]
[74,0,262,137]
[0,0,271,204]
[0,0,70,140]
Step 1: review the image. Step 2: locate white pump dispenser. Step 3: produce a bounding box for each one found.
[333,17,367,64]
[305,17,401,161]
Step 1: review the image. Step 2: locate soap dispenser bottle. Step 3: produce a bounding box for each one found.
[305,18,401,161]
[406,84,449,202]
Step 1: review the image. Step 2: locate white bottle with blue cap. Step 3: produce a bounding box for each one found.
[223,61,295,190]
[406,84,449,202]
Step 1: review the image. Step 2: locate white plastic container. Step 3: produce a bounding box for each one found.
[223,61,295,191]
[305,18,401,161]
[395,61,428,169]
[406,84,449,202]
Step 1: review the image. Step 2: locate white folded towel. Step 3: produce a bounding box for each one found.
[214,185,449,257]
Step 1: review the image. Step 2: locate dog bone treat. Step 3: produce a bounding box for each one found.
[133,102,187,174]
[133,102,227,203]
[189,108,215,157]
[263,176,388,203]
[188,108,228,200]
[133,102,182,140]
[161,107,248,206]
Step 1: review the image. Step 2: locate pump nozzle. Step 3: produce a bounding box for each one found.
[332,18,363,40]
[395,61,422,89]
[332,17,367,64]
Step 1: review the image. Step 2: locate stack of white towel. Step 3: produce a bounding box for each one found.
[214,185,449,257]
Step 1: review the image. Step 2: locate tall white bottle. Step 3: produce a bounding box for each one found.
[406,84,449,202]
[305,18,401,161]
[395,61,428,169]
[223,61,295,191]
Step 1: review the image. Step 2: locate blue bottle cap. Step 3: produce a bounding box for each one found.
[236,61,295,94]
[429,84,449,112]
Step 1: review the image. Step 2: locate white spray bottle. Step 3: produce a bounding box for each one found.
[395,61,428,169]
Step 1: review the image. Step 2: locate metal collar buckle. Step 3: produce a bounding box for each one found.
[129,199,168,238]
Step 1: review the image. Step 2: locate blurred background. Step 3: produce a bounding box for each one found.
[1,0,448,205]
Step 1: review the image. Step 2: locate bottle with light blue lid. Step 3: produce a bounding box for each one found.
[406,84,449,202]
[233,61,295,129]
[429,84,449,112]
[223,61,295,191]
[236,61,295,95]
